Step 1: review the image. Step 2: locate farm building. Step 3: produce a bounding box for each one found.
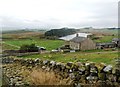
[59,33,92,41]
[112,38,120,47]
[70,34,96,50]
[96,43,115,49]
[96,38,120,49]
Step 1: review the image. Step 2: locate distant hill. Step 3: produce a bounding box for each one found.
[45,28,77,37]
[2,29,46,34]
[2,30,32,34]
[107,28,119,30]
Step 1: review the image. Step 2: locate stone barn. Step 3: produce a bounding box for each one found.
[70,34,96,51]
[96,43,115,49]
[112,38,120,48]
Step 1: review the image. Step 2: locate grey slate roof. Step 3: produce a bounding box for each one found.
[70,37,86,43]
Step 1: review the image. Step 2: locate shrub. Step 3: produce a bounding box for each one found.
[19,44,38,53]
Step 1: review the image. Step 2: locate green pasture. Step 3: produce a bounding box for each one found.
[2,29,120,65]
[94,35,118,43]
[3,34,118,50]
[3,39,64,51]
[18,51,119,65]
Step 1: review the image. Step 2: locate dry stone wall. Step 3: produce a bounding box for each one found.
[2,57,120,87]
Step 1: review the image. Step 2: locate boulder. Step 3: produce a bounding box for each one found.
[103,65,112,73]
[34,58,40,64]
[43,60,50,66]
[50,60,56,67]
[66,62,73,68]
[86,75,98,83]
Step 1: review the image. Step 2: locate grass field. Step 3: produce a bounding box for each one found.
[3,35,117,50]
[2,43,19,50]
[3,34,118,50]
[18,51,119,65]
[2,31,65,51]
[2,29,119,65]
[2,32,44,39]
[3,39,64,51]
[94,35,118,43]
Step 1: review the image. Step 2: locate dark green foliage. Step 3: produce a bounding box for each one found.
[19,44,38,53]
[45,28,76,37]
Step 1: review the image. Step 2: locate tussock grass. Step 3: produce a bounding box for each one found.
[30,69,71,85]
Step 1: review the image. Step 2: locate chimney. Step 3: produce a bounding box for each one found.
[76,33,79,37]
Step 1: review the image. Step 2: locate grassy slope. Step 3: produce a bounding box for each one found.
[19,51,119,65]
[94,36,118,43]
[2,43,18,50]
[3,39,64,51]
[80,29,118,43]
[2,29,119,65]
[2,31,64,51]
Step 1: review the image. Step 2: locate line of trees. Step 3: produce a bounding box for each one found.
[45,28,77,37]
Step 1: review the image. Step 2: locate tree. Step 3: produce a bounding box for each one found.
[19,44,38,53]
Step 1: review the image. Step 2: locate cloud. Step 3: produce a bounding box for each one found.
[1,16,64,29]
[0,0,118,29]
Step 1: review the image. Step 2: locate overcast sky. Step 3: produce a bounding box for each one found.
[0,0,119,30]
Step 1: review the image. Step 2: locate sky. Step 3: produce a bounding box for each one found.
[0,0,119,30]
